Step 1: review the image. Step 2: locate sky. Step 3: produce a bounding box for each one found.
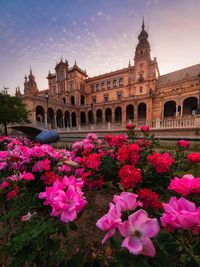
[0,0,200,95]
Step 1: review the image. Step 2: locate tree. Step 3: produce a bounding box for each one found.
[0,92,30,136]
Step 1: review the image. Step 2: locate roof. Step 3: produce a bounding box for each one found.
[87,66,133,82]
[157,63,200,86]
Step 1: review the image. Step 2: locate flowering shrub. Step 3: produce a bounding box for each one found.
[0,129,200,266]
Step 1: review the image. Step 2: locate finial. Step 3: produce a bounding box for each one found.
[74,60,77,65]
[128,59,131,67]
[142,16,145,30]
[30,66,32,75]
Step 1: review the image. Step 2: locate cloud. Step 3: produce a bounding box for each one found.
[97,11,102,16]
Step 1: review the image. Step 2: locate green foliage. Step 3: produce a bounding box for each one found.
[0,92,30,135]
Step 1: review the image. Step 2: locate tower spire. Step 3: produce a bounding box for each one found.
[142,16,145,30]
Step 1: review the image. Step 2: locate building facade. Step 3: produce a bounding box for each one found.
[18,21,200,130]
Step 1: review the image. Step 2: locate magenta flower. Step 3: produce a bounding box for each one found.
[118,209,160,257]
[140,125,150,132]
[96,203,122,244]
[168,174,200,196]
[161,197,200,232]
[177,140,190,149]
[113,192,142,211]
[19,171,35,181]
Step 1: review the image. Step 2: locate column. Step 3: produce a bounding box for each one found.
[112,109,115,125]
[54,115,57,128]
[45,112,48,128]
[69,116,72,128]
[62,115,65,128]
[176,105,179,117]
[102,109,106,125]
[180,105,183,116]
[134,105,138,125]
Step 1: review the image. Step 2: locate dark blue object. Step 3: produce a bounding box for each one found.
[35,130,60,144]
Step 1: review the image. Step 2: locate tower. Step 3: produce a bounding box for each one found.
[24,69,39,96]
[134,19,159,94]
[55,59,69,95]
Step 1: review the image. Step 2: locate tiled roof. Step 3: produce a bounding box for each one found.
[157,63,200,86]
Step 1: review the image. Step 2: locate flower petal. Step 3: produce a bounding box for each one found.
[121,236,143,255]
[141,237,156,257]
[102,228,115,244]
[141,218,160,237]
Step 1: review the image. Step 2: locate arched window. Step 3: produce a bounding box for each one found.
[36,106,45,124]
[105,108,112,123]
[101,82,105,90]
[126,105,134,122]
[107,81,111,89]
[96,84,100,91]
[115,107,122,123]
[80,95,85,106]
[113,80,117,88]
[119,78,123,87]
[80,111,86,126]
[56,109,63,128]
[183,97,198,115]
[71,112,76,127]
[71,96,75,105]
[164,101,176,117]
[64,111,70,127]
[96,109,102,124]
[138,103,146,121]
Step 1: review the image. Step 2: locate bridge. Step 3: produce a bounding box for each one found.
[7,115,200,140]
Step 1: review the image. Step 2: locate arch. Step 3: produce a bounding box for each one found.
[47,108,55,128]
[56,109,63,128]
[36,105,45,124]
[96,109,102,124]
[105,108,112,123]
[164,101,176,117]
[80,95,85,106]
[80,111,86,126]
[138,103,147,120]
[71,112,77,127]
[71,96,75,105]
[88,110,93,124]
[183,97,198,115]
[115,106,122,123]
[64,111,70,127]
[126,104,134,122]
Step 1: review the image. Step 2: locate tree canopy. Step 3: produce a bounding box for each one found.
[0,92,30,135]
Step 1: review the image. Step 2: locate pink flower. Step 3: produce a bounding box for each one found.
[140,125,150,132]
[96,203,122,244]
[39,176,87,224]
[21,212,37,221]
[58,164,71,173]
[161,197,200,232]
[187,152,200,164]
[86,133,98,141]
[32,158,51,172]
[113,192,142,211]
[118,209,160,257]
[0,180,9,189]
[177,140,190,149]
[19,171,35,181]
[168,174,200,196]
[0,162,7,171]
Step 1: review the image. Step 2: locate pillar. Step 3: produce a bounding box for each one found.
[112,109,115,124]
[134,104,138,124]
[62,116,65,128]
[176,105,179,117]
[102,110,106,125]
[54,115,57,128]
[181,105,183,116]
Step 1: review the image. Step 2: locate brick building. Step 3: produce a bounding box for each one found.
[18,21,200,130]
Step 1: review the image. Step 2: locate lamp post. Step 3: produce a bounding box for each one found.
[45,92,49,129]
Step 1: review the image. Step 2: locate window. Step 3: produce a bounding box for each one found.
[107,81,111,89]
[92,96,96,104]
[96,84,99,91]
[101,82,105,90]
[140,87,143,93]
[117,91,122,100]
[70,81,73,91]
[119,78,123,87]
[91,85,94,92]
[104,94,109,102]
[113,80,117,88]
[63,97,66,104]
[138,73,144,82]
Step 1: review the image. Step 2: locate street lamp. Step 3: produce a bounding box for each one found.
[45,92,49,129]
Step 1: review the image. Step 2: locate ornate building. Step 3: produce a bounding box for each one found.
[19,21,200,130]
